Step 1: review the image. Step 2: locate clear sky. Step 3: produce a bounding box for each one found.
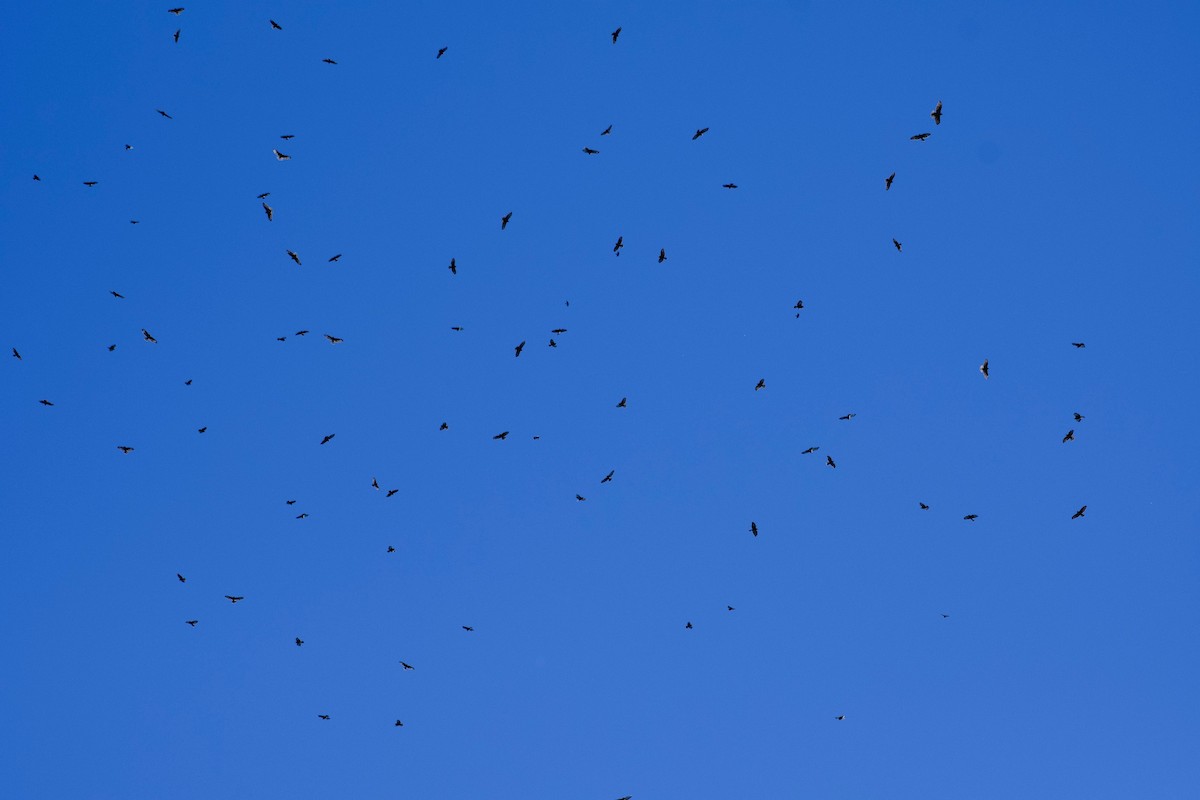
[2,1,1198,798]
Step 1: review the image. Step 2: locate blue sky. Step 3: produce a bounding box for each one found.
[2,1,1198,797]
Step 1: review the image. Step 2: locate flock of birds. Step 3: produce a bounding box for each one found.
[11,10,1093,755]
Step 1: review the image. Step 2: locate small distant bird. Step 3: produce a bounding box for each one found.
[286,250,301,265]
[616,397,627,408]
[400,662,414,670]
[197,427,206,433]
[548,339,557,348]
[611,26,621,43]
[40,399,55,407]
[295,330,309,336]
[142,329,157,343]
[32,175,40,181]
[263,203,273,221]
[280,134,294,140]
[83,181,97,187]
[1074,412,1084,421]
[185,620,198,626]
[601,125,613,135]
[324,334,343,344]
[225,596,244,603]
[576,494,587,501]
[168,7,184,14]
[755,379,765,391]
[551,328,567,335]
[613,235,623,255]
[448,257,456,275]
[685,622,693,629]
[372,477,380,490]
[273,149,291,160]
[493,431,509,440]
[515,340,526,357]
[328,254,342,262]
[1063,429,1075,442]
[322,58,337,65]
[286,500,296,505]
[794,300,804,314]
[931,100,943,125]
[125,144,132,150]
[826,455,837,468]
[129,220,139,225]
[276,336,286,342]
[919,502,929,510]
[111,290,124,299]
[156,109,173,119]
[583,147,599,155]
[727,606,735,611]
[295,637,304,646]
[658,248,667,263]
[437,46,447,58]
[692,127,709,140]
[318,715,330,720]
[173,29,180,43]
[320,434,335,444]
[963,514,978,521]
[893,238,903,252]
[270,20,282,30]
[258,192,271,199]
[450,326,463,332]
[801,447,818,454]
[462,626,474,632]
[177,573,186,583]
[750,521,758,537]
[387,546,395,552]
[439,422,449,430]
[296,513,309,519]
[722,183,738,189]
[1072,342,1086,348]
[117,446,134,453]
[839,413,855,420]
[184,379,192,385]
[1072,505,1087,519]
[886,172,895,190]
[835,715,845,721]
[12,348,21,360]
[501,211,512,229]
[911,132,931,141]
[980,359,989,379]
[386,489,398,497]
[941,613,950,618]
[601,470,614,483]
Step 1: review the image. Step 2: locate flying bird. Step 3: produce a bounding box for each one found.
[548,339,557,348]
[318,714,330,720]
[839,413,856,420]
[1072,505,1087,519]
[576,494,587,501]
[685,622,693,629]
[185,620,198,627]
[387,546,395,552]
[450,326,463,332]
[722,183,738,189]
[886,172,895,190]
[111,291,125,299]
[601,470,614,483]
[168,7,184,14]
[727,606,735,612]
[32,174,40,181]
[400,661,414,670]
[320,434,335,444]
[324,334,343,344]
[601,125,613,135]
[919,502,929,510]
[583,147,599,155]
[184,379,192,385]
[963,514,978,521]
[295,637,304,646]
[224,596,244,603]
[328,254,342,262]
[826,455,837,468]
[197,427,206,433]
[911,132,931,141]
[40,399,55,407]
[750,521,758,537]
[611,26,621,43]
[1074,412,1085,421]
[270,20,282,30]
[980,359,989,379]
[501,211,512,229]
[11,348,20,360]
[692,127,709,140]
[322,58,338,65]
[280,134,294,140]
[658,248,667,263]
[613,235,623,255]
[286,250,301,265]
[295,330,309,336]
[893,238,903,252]
[1072,342,1086,348]
[173,29,180,43]
[262,203,273,221]
[437,46,447,59]
[142,329,157,343]
[801,447,818,454]
[835,715,846,721]
[386,489,398,497]
[493,431,509,440]
[156,109,173,119]
[276,336,287,342]
[462,626,474,632]
[176,573,186,583]
[931,100,943,125]
[551,328,567,335]
[440,422,449,430]
[616,397,627,408]
[286,500,296,505]
[257,192,270,199]
[117,445,134,453]
[295,513,309,519]
[515,340,526,357]
[1063,429,1075,442]
[372,477,380,490]
[83,181,98,187]
[273,149,291,160]
[755,379,765,391]
[448,257,456,274]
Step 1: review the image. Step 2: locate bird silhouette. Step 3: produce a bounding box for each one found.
[387,546,395,553]
[515,340,526,357]
[184,379,192,385]
[493,431,509,440]
[263,203,273,221]
[548,339,557,348]
[117,446,134,453]
[613,235,623,255]
[318,714,330,720]
[601,125,613,135]
[1072,505,1087,519]
[270,19,282,30]
[611,26,621,43]
[911,132,931,141]
[501,211,512,229]
[324,334,343,344]
[322,58,338,65]
[601,470,614,483]
[372,477,380,490]
[168,7,184,14]
[197,427,206,433]
[142,329,157,343]
[835,715,845,721]
[185,620,198,626]
[1074,412,1085,421]
[462,626,474,632]
[177,573,186,583]
[295,513,309,519]
[257,192,270,199]
[286,250,301,265]
[280,134,294,140]
[919,502,929,510]
[980,359,989,379]
[576,494,587,501]
[448,257,456,275]
[726,606,735,612]
[755,379,765,391]
[173,29,180,43]
[886,172,895,190]
[286,500,296,505]
[32,175,40,181]
[722,183,738,189]
[273,149,291,161]
[826,455,837,468]
[1072,342,1086,348]
[1063,429,1075,443]
[616,397,627,408]
[225,596,244,603]
[583,147,599,155]
[395,720,404,727]
[839,413,856,420]
[685,621,693,629]
[156,109,173,119]
[320,434,335,444]
[440,422,449,430]
[802,446,819,454]
[931,100,943,125]
[692,127,709,140]
[386,489,399,497]
[658,248,667,263]
[963,514,978,521]
[750,521,758,537]
[437,46,447,59]
[551,328,567,335]
[400,661,414,670]
[40,399,55,407]
[295,330,309,336]
[328,254,342,262]
[892,238,903,252]
[295,637,304,646]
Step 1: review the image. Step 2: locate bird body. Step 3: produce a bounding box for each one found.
[225,595,244,603]
[273,149,291,161]
[611,27,621,43]
[750,521,758,537]
[1072,505,1087,519]
[320,434,335,444]
[755,379,765,391]
[501,211,512,229]
[583,147,599,155]
[980,359,989,378]
[911,132,931,141]
[931,100,943,125]
[692,127,709,140]
[286,250,301,265]
[142,329,157,343]
[658,248,667,263]
[893,238,903,252]
[885,172,895,190]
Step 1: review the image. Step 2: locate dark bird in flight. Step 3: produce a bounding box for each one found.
[270,20,282,30]
[83,181,98,187]
[919,502,929,510]
[601,125,613,135]
[280,134,294,140]
[1072,505,1087,519]
[1063,429,1075,442]
[437,46,447,59]
[320,434,335,444]
[448,257,456,275]
[1074,412,1084,422]
[839,413,856,420]
[130,219,139,224]
[168,7,184,14]
[826,455,837,468]
[1072,342,1086,348]
[372,477,380,490]
[286,250,301,265]
[501,211,512,229]
[273,149,291,160]
[263,203,273,221]
[980,359,989,379]
[295,513,309,519]
[185,620,198,626]
[750,521,758,537]
[322,58,338,65]
[395,720,404,727]
[318,714,330,720]
[963,514,978,521]
[184,379,192,385]
[835,715,845,721]
[931,100,943,125]
[583,147,599,155]
[515,340,526,357]
[400,661,414,670]
[462,626,474,632]
[12,348,20,360]
[911,132,931,141]
[276,336,286,342]
[386,489,398,497]
[450,326,463,332]
[601,470,614,483]
[892,238,903,252]
[692,127,709,140]
[117,445,134,453]
[156,109,173,119]
[328,254,342,262]
[794,299,804,317]
[125,144,132,150]
[886,172,895,190]
[177,573,186,583]
[440,422,449,430]
[551,328,567,335]
[197,427,206,433]
[33,174,40,181]
[801,447,818,454]
[616,397,627,408]
[258,192,270,199]
[611,26,621,43]
[613,235,623,255]
[493,431,509,440]
[755,379,765,391]
[142,329,157,343]
[658,248,667,263]
[295,330,309,336]
[576,494,587,501]
[295,637,304,646]
[387,546,395,552]
[225,596,244,603]
[727,606,735,612]
[548,339,557,348]
[286,500,296,505]
[173,29,180,43]
[40,399,55,407]
[722,183,738,189]
[685,622,693,629]
[324,334,343,344]
[941,613,950,618]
